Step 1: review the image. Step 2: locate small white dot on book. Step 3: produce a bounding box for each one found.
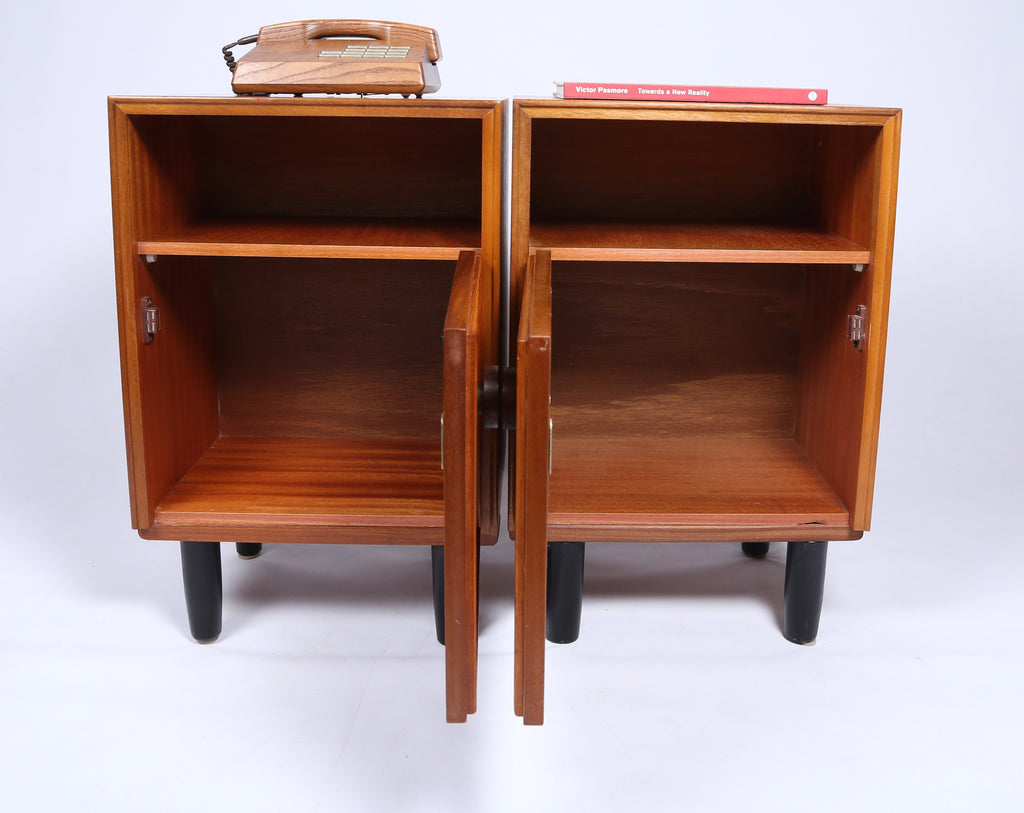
[808,91,818,101]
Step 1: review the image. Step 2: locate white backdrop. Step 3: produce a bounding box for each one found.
[2,1,1022,810]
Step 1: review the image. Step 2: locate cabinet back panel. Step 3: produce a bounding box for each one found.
[551,262,804,439]
[131,115,482,224]
[213,258,451,439]
[196,117,482,221]
[530,120,819,224]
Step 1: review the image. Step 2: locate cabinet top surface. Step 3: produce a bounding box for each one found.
[108,95,504,118]
[513,97,901,122]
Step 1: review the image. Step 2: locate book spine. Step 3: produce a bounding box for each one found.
[555,83,827,105]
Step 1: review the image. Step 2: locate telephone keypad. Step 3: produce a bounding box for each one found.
[318,45,412,59]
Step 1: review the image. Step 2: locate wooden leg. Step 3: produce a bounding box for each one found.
[431,545,445,645]
[741,541,771,559]
[546,542,585,644]
[784,541,828,645]
[180,541,223,644]
[235,542,262,559]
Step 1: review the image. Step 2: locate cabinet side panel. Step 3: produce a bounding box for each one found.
[853,114,902,529]
[476,103,505,543]
[796,266,870,522]
[510,104,533,353]
[480,104,504,368]
[799,117,900,529]
[507,104,535,537]
[111,104,215,528]
[817,124,883,248]
[128,115,201,241]
[109,103,147,526]
[136,258,220,524]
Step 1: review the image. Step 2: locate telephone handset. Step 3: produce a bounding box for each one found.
[225,20,442,97]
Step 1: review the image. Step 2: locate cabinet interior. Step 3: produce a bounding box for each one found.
[520,113,889,538]
[130,113,484,251]
[114,101,502,541]
[527,118,883,261]
[135,256,454,535]
[546,260,857,536]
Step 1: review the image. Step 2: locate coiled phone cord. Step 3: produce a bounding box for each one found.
[221,35,258,73]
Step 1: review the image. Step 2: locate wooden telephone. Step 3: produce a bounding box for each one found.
[226,20,442,96]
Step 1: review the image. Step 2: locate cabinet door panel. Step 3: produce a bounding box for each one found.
[513,250,552,725]
[442,250,484,722]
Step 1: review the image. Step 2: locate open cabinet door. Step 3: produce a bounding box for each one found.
[443,250,485,722]
[514,250,552,725]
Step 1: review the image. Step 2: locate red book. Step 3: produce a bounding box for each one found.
[555,82,827,105]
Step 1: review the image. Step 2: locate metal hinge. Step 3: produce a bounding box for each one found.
[140,297,161,344]
[847,305,867,351]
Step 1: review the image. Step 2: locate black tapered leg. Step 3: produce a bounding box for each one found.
[431,545,445,645]
[546,542,585,644]
[180,541,223,644]
[741,541,771,559]
[235,543,262,559]
[784,541,828,644]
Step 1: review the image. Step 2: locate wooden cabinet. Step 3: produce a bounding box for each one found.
[511,99,902,724]
[108,97,505,722]
[110,94,902,725]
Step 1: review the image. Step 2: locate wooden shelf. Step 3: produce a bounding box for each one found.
[530,222,871,264]
[546,437,852,541]
[145,437,444,541]
[139,217,481,260]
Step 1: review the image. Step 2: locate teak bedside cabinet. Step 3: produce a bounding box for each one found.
[510,99,901,724]
[108,96,505,722]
